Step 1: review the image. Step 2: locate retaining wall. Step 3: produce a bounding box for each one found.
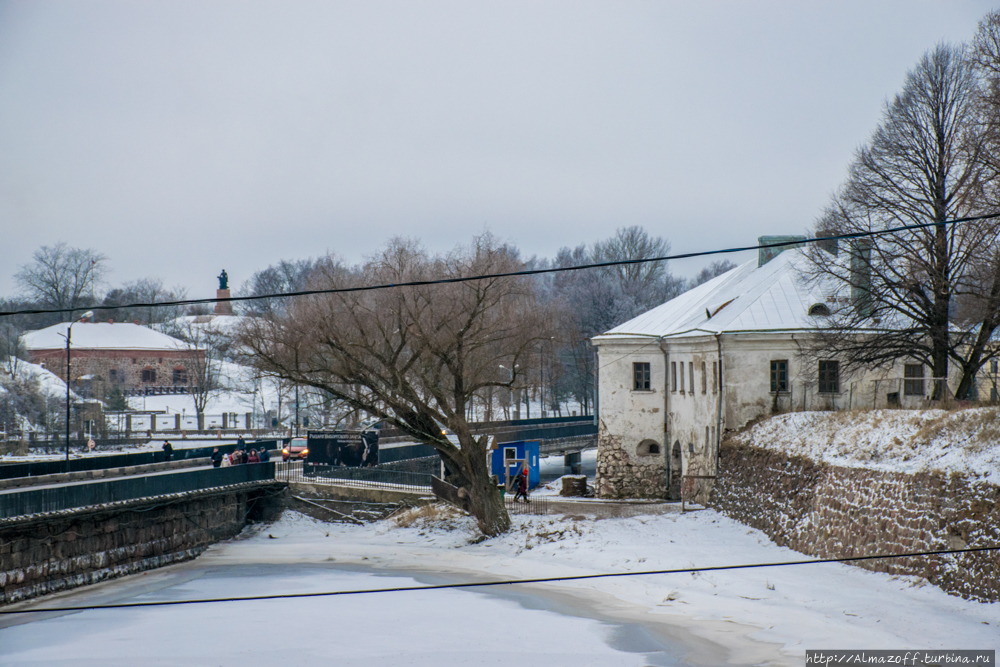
[1,482,284,606]
[712,441,1000,602]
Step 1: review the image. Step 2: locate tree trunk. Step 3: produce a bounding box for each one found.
[461,442,510,536]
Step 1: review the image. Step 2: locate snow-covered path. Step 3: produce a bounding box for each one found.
[1,507,996,665]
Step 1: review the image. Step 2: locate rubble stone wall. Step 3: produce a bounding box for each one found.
[0,485,281,605]
[596,429,667,499]
[712,441,1000,602]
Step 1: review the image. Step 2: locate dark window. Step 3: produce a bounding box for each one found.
[109,369,118,382]
[770,360,788,393]
[992,360,998,374]
[712,361,718,393]
[808,303,831,317]
[818,360,839,394]
[671,362,677,392]
[173,368,188,385]
[904,364,924,396]
[679,362,685,392]
[701,362,707,394]
[141,368,156,383]
[633,362,651,390]
[689,363,695,395]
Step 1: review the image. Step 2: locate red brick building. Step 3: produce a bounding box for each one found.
[21,322,204,395]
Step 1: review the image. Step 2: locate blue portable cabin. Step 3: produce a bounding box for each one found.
[490,440,540,489]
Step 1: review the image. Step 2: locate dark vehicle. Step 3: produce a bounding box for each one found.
[282,437,309,461]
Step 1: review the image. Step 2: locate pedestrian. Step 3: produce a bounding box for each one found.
[237,435,246,453]
[162,441,173,462]
[259,446,270,463]
[211,447,223,468]
[513,470,529,503]
[230,449,242,466]
[248,449,260,464]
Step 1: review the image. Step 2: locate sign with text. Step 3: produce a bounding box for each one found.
[306,430,379,467]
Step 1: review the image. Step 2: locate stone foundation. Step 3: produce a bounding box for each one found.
[1,483,284,605]
[712,441,1000,602]
[595,432,667,499]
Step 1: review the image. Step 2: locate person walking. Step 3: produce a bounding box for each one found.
[211,447,223,468]
[513,469,529,503]
[162,441,173,462]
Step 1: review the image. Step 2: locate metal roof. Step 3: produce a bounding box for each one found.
[594,249,835,341]
[21,322,192,351]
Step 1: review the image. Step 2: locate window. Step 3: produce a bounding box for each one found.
[141,368,157,383]
[689,363,694,395]
[173,368,188,385]
[770,360,788,393]
[109,369,118,383]
[633,362,651,390]
[818,360,839,394]
[701,362,707,394]
[992,360,998,374]
[637,439,660,456]
[904,364,924,396]
[808,303,831,317]
[671,362,677,392]
[712,361,718,394]
[679,362,685,392]
[705,426,710,445]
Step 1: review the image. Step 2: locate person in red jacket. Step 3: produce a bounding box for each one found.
[247,449,261,464]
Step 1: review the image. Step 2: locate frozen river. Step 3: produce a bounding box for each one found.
[0,560,703,666]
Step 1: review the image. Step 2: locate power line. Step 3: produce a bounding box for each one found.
[1,544,995,615]
[3,212,1000,320]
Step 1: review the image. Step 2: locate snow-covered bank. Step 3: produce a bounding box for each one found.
[731,408,1000,480]
[3,507,996,665]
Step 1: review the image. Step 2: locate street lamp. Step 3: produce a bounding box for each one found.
[64,310,93,471]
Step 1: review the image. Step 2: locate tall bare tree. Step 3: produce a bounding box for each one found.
[808,44,1000,398]
[240,234,551,535]
[101,278,188,325]
[15,243,107,319]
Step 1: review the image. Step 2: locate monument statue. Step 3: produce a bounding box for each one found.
[218,269,229,291]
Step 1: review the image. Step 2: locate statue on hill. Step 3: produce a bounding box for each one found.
[218,269,229,290]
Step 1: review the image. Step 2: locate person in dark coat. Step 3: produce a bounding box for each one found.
[211,447,223,468]
[162,441,173,462]
[237,436,247,453]
[513,470,529,503]
[259,446,270,463]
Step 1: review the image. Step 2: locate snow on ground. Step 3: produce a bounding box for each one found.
[733,408,1000,480]
[2,507,996,666]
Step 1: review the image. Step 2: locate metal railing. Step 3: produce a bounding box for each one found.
[504,495,549,516]
[277,461,433,493]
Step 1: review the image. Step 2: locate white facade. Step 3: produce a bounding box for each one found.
[592,245,977,499]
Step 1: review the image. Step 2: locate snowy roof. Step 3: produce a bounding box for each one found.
[595,249,837,341]
[21,322,191,352]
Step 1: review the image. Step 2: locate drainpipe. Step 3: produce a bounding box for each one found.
[658,337,670,494]
[714,333,724,477]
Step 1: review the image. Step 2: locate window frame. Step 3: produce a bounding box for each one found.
[671,362,677,392]
[818,360,839,394]
[903,363,925,396]
[770,360,788,393]
[632,362,651,391]
[689,363,695,396]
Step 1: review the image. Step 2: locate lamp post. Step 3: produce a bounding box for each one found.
[65,310,93,471]
[499,364,519,420]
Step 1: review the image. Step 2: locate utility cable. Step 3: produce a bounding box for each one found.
[2,212,999,319]
[1,544,995,614]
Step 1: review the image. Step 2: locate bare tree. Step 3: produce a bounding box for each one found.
[690,260,738,288]
[101,278,188,325]
[162,321,225,427]
[240,234,551,536]
[238,258,320,317]
[807,44,999,398]
[15,243,107,318]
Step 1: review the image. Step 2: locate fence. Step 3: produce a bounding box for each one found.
[0,440,282,481]
[504,495,549,516]
[277,461,433,493]
[0,462,276,519]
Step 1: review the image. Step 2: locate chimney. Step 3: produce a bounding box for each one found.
[814,230,839,256]
[849,239,872,317]
[758,235,808,267]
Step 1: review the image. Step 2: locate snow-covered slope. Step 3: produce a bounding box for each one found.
[730,409,1000,480]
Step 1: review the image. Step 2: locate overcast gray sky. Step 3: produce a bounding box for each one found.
[0,1,997,300]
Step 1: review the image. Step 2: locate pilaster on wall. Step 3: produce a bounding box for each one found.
[595,425,667,499]
[712,442,1000,602]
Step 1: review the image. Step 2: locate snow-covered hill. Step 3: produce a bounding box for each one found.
[729,408,1000,481]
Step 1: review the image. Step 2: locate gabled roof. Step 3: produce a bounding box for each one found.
[594,249,837,341]
[21,322,192,352]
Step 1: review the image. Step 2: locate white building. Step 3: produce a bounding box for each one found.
[591,241,956,499]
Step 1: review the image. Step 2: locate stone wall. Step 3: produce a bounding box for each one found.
[596,426,667,499]
[1,482,283,605]
[712,441,1000,602]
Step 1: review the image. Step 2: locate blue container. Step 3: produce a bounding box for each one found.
[490,440,540,489]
